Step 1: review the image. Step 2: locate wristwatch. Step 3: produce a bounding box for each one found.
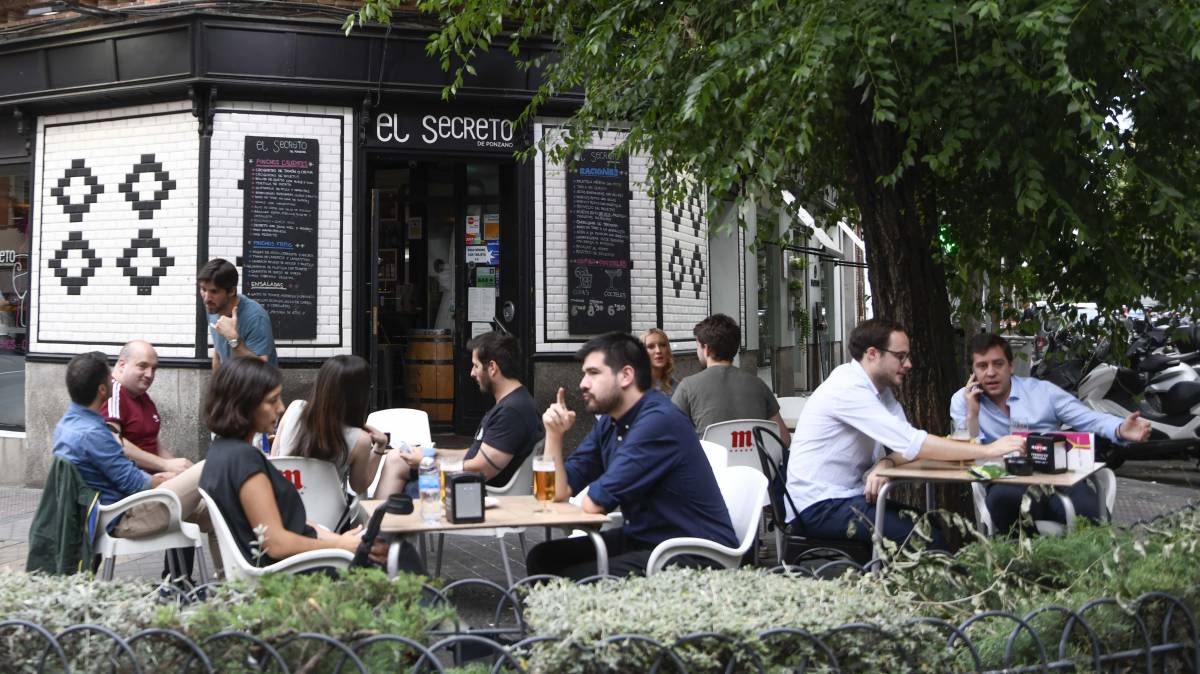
[228,337,240,349]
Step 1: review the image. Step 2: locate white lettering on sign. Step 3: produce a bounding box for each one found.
[0,250,15,264]
[372,113,513,148]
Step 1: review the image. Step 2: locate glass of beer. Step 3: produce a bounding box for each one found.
[533,456,556,512]
[439,457,463,502]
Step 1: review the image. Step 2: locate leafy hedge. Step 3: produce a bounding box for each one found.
[0,569,451,672]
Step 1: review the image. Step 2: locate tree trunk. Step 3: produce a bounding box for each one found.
[844,91,971,529]
[844,93,958,434]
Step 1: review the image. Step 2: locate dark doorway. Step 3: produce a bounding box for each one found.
[367,158,517,433]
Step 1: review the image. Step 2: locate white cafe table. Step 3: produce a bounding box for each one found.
[870,462,1111,565]
[360,495,613,579]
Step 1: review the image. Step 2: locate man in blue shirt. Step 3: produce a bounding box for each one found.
[198,258,277,370]
[526,332,737,578]
[54,352,176,506]
[951,333,1151,534]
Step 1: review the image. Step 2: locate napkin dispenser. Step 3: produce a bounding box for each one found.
[445,471,486,524]
[1026,433,1067,474]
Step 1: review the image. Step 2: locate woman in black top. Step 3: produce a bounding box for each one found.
[199,357,383,566]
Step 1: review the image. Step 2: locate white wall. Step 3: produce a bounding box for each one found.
[209,102,354,357]
[31,101,199,357]
[533,120,710,352]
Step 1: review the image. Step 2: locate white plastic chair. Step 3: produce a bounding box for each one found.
[699,440,729,473]
[197,488,353,582]
[972,467,1117,538]
[269,457,351,532]
[702,419,783,472]
[433,448,537,587]
[94,489,209,583]
[776,396,809,430]
[365,408,434,498]
[646,466,767,574]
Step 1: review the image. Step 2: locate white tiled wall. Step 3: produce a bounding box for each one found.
[31,102,199,357]
[534,120,710,353]
[209,102,353,357]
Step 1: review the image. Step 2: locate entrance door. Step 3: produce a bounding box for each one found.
[368,159,517,433]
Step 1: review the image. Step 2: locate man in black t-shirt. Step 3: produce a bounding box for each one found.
[460,331,544,487]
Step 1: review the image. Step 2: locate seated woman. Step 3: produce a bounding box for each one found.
[641,328,678,395]
[271,354,408,498]
[199,357,384,566]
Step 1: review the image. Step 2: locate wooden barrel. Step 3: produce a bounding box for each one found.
[404,331,454,424]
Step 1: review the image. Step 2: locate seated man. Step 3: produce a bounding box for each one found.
[106,340,193,474]
[54,352,177,507]
[526,332,737,579]
[786,319,1022,547]
[672,313,791,445]
[951,333,1150,534]
[460,331,544,485]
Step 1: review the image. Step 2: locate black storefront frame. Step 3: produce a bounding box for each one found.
[0,150,33,432]
[356,115,537,433]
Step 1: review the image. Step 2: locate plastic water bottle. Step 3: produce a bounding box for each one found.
[419,444,441,524]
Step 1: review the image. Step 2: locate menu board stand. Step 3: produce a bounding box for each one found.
[242,136,320,340]
[566,149,632,335]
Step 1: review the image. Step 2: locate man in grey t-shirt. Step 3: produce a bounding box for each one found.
[198,258,278,370]
[672,314,791,445]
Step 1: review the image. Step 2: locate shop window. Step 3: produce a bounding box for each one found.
[0,164,30,430]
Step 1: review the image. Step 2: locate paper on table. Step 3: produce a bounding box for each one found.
[467,286,496,322]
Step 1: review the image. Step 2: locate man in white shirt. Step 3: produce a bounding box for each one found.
[785,319,1024,547]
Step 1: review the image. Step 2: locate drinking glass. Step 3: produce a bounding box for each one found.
[1008,417,1030,458]
[533,456,556,512]
[950,418,973,442]
[439,457,463,502]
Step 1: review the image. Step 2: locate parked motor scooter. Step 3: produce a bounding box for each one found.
[1076,358,1200,468]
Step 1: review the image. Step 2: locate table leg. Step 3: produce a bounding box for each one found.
[387,538,402,578]
[925,482,935,512]
[872,481,899,569]
[584,530,609,576]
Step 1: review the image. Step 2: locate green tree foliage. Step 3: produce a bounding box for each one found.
[347,0,1200,427]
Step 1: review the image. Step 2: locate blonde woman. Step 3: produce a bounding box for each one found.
[640,328,677,395]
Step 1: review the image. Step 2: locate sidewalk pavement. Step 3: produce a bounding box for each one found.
[2,466,1198,581]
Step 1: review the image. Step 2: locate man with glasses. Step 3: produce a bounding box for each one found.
[785,319,1024,547]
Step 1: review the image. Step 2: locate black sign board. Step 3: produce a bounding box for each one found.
[369,111,517,152]
[567,149,631,334]
[242,136,319,339]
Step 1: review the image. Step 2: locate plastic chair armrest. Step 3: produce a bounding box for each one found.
[646,537,740,575]
[262,548,354,575]
[96,489,183,530]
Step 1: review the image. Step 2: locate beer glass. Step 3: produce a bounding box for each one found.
[533,456,556,512]
[439,457,463,502]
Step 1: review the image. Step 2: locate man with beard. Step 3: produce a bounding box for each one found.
[785,319,1024,548]
[455,330,543,487]
[526,332,736,578]
[198,258,277,370]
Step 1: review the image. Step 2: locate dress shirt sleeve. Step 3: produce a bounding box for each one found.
[586,414,679,512]
[949,388,967,426]
[1046,382,1122,441]
[92,427,151,495]
[829,386,928,460]
[564,421,607,496]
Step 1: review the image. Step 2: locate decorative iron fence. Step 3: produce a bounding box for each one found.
[2,567,1196,673]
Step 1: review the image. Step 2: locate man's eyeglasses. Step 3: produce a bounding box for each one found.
[883,349,911,363]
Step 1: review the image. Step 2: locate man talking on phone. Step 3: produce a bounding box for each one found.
[951,333,1151,534]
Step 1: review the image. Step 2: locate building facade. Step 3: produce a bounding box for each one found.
[0,6,730,484]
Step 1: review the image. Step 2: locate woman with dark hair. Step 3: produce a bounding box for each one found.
[640,328,677,395]
[199,357,383,566]
[271,354,407,497]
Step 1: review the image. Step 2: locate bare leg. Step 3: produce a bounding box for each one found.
[372,454,409,500]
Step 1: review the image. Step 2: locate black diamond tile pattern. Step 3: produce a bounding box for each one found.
[48,160,104,223]
[46,231,102,295]
[115,228,174,296]
[117,154,176,220]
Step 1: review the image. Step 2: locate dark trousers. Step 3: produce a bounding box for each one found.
[986,482,1100,535]
[525,528,721,579]
[798,495,948,550]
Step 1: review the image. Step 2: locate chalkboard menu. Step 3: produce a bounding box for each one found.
[242,136,319,339]
[567,149,632,334]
